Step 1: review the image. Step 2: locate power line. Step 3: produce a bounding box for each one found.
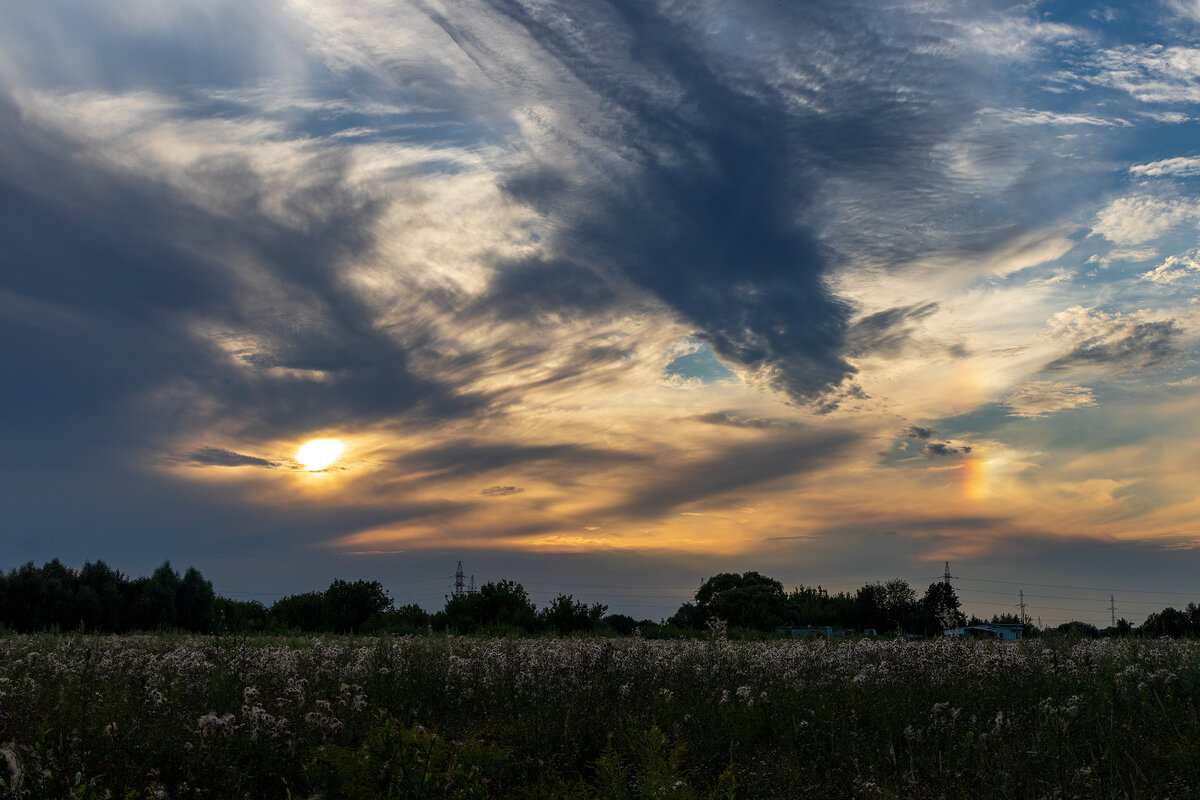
[955,587,1179,606]
[954,574,1199,597]
[519,579,695,592]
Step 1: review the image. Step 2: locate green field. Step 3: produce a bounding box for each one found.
[1,634,1198,799]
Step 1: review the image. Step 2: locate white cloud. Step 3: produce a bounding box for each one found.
[1106,247,1159,263]
[1167,0,1200,23]
[1086,45,1200,104]
[1130,156,1200,177]
[947,16,1083,60]
[916,229,1078,282]
[1004,382,1096,417]
[1142,251,1200,284]
[1091,194,1200,245]
[1139,110,1193,124]
[978,107,1129,127]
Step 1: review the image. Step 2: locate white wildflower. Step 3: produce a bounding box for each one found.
[1,742,23,787]
[197,713,236,737]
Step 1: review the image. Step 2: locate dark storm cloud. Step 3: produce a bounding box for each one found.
[618,428,858,517]
[0,90,474,442]
[845,303,940,359]
[1044,319,1181,373]
[429,0,988,403]
[187,447,277,469]
[905,426,936,440]
[474,257,617,321]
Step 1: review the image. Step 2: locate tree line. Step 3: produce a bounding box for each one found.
[668,572,967,637]
[0,559,610,636]
[0,559,1191,637]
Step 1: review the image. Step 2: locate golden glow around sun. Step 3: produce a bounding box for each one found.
[296,439,345,471]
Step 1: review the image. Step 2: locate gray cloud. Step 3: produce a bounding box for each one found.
[845,303,940,359]
[617,428,858,517]
[187,447,277,468]
[401,441,643,483]
[693,412,791,430]
[924,442,972,458]
[0,88,481,444]
[421,0,1008,403]
[1044,319,1181,373]
[905,426,936,440]
[481,485,525,496]
[475,257,617,322]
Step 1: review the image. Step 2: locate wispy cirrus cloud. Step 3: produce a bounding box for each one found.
[1004,382,1097,418]
[1077,45,1200,104]
[1130,155,1200,177]
[186,447,278,469]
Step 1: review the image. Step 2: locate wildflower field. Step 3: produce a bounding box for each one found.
[2,634,1199,799]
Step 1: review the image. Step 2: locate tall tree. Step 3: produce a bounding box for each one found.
[539,594,607,634]
[271,591,329,631]
[853,579,917,633]
[177,567,216,632]
[324,579,393,633]
[921,581,965,635]
[674,571,788,631]
[442,579,537,633]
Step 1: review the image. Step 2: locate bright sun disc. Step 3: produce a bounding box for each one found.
[296,439,345,471]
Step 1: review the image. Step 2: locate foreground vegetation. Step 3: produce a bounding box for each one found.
[2,634,1200,799]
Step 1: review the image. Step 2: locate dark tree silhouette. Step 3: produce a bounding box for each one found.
[441,579,538,633]
[324,579,393,633]
[672,571,788,631]
[271,591,330,631]
[539,594,607,634]
[920,581,966,635]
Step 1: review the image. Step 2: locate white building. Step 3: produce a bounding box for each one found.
[943,623,1024,640]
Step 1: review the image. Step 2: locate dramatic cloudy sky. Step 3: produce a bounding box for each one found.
[3,0,1199,626]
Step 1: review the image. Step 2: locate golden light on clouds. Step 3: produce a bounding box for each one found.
[296,439,345,471]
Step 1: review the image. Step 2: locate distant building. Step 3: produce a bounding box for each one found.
[943,623,1024,640]
[776,625,842,637]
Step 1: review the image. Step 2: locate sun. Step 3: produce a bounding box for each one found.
[296,439,345,471]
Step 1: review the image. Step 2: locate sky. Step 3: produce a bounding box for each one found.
[2,0,1199,628]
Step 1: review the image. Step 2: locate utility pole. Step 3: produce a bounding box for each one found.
[1111,595,1117,627]
[454,561,465,598]
[1017,589,1027,625]
[943,561,953,585]
[468,574,477,594]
